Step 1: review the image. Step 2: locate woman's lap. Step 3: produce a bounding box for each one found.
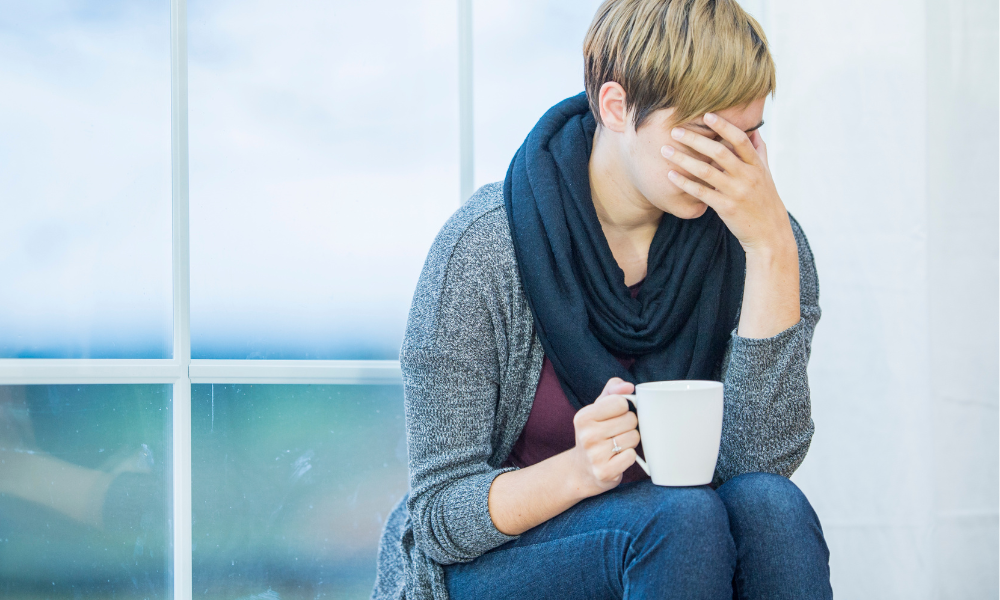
[444,473,831,600]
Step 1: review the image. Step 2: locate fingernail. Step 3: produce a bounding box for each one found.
[671,128,684,140]
[667,170,678,180]
[704,113,717,124]
[661,145,674,157]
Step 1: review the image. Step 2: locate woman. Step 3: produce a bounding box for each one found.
[373,0,831,598]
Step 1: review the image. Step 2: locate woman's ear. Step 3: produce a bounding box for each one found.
[597,81,629,133]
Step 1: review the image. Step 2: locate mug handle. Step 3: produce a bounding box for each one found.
[620,394,650,476]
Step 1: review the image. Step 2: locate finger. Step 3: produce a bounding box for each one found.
[609,429,640,452]
[607,448,638,475]
[589,428,641,463]
[599,377,634,398]
[749,129,769,167]
[660,145,730,192]
[581,420,637,458]
[666,170,727,207]
[592,410,638,439]
[669,126,744,173]
[702,112,759,164]
[579,394,630,423]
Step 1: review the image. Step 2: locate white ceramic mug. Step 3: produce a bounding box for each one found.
[623,380,724,486]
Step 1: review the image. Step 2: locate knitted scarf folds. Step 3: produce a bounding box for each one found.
[503,92,746,409]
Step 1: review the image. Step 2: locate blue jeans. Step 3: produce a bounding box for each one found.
[444,473,832,599]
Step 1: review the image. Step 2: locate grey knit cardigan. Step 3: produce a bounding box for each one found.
[372,182,821,600]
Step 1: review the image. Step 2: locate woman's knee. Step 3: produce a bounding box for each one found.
[716,472,821,535]
[715,474,831,596]
[621,482,732,546]
[608,483,736,590]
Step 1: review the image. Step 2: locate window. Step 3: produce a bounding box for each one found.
[191,384,405,598]
[0,1,593,598]
[0,385,172,598]
[187,0,460,360]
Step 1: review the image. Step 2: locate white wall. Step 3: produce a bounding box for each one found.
[925,0,997,595]
[764,1,1000,597]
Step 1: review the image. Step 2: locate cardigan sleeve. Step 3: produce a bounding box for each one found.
[400,212,519,566]
[713,214,821,484]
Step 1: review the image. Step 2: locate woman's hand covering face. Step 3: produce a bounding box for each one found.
[659,113,792,255]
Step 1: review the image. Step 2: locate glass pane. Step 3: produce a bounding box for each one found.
[472,0,605,187]
[0,384,173,599]
[0,2,173,358]
[189,0,460,360]
[192,384,407,600]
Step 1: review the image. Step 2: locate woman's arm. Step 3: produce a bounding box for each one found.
[714,216,821,481]
[660,115,820,481]
[737,228,800,339]
[487,378,639,536]
[401,248,517,565]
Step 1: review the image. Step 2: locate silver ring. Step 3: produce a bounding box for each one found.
[611,437,622,455]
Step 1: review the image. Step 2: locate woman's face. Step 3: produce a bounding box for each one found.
[621,97,767,219]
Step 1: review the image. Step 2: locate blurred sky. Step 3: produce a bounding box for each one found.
[0,0,766,360]
[0,0,172,358]
[187,0,460,359]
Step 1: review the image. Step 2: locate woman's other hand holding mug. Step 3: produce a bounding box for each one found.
[487,377,640,535]
[569,377,640,497]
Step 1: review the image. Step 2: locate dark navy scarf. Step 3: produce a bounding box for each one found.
[503,92,746,409]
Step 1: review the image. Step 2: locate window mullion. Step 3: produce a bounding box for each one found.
[458,0,473,202]
[0,359,185,384]
[170,0,192,597]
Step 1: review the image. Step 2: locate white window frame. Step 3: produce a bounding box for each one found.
[0,1,474,597]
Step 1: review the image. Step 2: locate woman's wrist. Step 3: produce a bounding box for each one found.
[742,219,797,262]
[488,450,594,536]
[744,242,797,278]
[738,228,800,339]
[561,448,602,502]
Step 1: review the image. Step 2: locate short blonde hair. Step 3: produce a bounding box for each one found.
[583,0,776,129]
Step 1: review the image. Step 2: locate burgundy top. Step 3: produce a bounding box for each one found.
[503,282,650,484]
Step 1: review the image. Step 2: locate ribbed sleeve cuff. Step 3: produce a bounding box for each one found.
[717,316,812,482]
[450,467,520,557]
[723,318,806,404]
[728,317,804,349]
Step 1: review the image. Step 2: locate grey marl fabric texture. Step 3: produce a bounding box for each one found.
[371,182,821,600]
